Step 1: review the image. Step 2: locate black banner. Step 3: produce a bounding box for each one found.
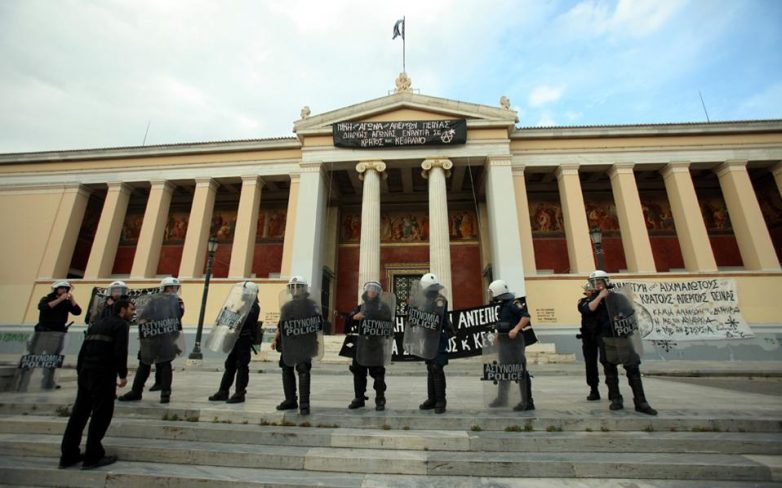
[332,119,467,148]
[87,286,162,325]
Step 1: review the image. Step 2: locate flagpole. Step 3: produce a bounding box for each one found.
[402,16,406,73]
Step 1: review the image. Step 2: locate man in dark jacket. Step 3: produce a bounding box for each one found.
[59,298,132,470]
[577,281,604,401]
[33,280,82,390]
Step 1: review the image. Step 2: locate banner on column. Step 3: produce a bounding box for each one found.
[614,278,753,341]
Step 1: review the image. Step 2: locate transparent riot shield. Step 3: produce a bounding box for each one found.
[481,330,527,409]
[356,292,396,368]
[278,289,324,367]
[603,284,643,366]
[15,331,68,392]
[86,289,108,325]
[137,293,184,365]
[206,283,257,353]
[403,284,448,360]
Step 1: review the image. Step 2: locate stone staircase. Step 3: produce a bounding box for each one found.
[0,399,779,487]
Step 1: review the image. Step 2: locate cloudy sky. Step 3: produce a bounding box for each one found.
[0,0,780,153]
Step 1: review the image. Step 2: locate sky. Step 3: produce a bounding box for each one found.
[0,0,780,153]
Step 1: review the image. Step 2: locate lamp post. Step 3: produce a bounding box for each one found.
[590,226,605,271]
[189,236,219,360]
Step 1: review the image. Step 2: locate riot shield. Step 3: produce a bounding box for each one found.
[481,331,527,409]
[137,294,184,365]
[356,292,396,367]
[403,284,448,360]
[206,283,257,353]
[603,284,643,366]
[15,331,68,392]
[86,290,107,325]
[278,289,324,367]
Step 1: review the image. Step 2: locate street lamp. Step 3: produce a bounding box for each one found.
[589,226,605,271]
[189,236,219,360]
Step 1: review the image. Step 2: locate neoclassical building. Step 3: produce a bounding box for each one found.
[1,86,781,333]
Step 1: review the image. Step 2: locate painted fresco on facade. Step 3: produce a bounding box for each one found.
[528,197,564,235]
[340,209,478,243]
[639,193,676,234]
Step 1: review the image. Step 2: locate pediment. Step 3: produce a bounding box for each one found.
[293,92,518,137]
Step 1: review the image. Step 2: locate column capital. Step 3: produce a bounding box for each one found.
[660,161,691,179]
[356,160,387,181]
[194,177,218,191]
[299,161,324,173]
[486,155,512,167]
[771,161,782,177]
[554,163,580,179]
[240,174,265,186]
[715,160,748,178]
[607,162,635,179]
[63,183,92,197]
[421,158,453,179]
[511,165,526,176]
[149,180,176,193]
[106,181,133,194]
[289,172,301,183]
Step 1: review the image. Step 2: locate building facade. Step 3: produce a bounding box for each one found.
[1,91,781,333]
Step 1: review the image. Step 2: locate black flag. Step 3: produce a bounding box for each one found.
[392,18,405,40]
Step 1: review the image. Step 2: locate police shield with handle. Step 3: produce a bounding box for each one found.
[272,276,323,416]
[86,281,129,324]
[587,270,657,416]
[17,280,81,392]
[349,281,395,411]
[483,280,535,411]
[405,273,450,414]
[208,281,261,404]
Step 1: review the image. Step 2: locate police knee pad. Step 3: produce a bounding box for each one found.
[295,362,312,375]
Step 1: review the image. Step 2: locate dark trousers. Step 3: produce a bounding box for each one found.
[132,361,172,395]
[219,336,252,393]
[60,370,116,464]
[349,358,386,397]
[581,328,608,388]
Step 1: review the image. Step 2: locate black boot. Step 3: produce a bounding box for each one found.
[606,373,624,411]
[432,366,447,414]
[587,387,600,401]
[348,366,367,409]
[117,391,141,402]
[489,381,509,408]
[628,370,657,416]
[513,372,535,411]
[160,390,171,404]
[209,390,229,401]
[419,367,436,410]
[226,391,246,404]
[276,367,298,411]
[297,364,311,416]
[149,368,162,391]
[373,370,387,412]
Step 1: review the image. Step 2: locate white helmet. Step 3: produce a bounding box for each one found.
[588,270,610,286]
[52,280,72,291]
[241,280,259,295]
[419,273,440,291]
[160,276,181,291]
[108,280,128,296]
[488,279,511,300]
[287,275,309,294]
[582,281,596,292]
[363,281,382,294]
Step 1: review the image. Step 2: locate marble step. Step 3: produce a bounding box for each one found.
[1,401,780,433]
[0,415,778,455]
[2,456,780,488]
[0,433,776,481]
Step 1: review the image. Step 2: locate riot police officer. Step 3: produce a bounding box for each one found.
[578,281,603,401]
[413,273,450,415]
[119,277,184,404]
[99,281,128,320]
[32,280,81,390]
[209,282,261,404]
[347,281,393,411]
[587,270,657,415]
[488,279,534,411]
[272,276,322,416]
[59,297,132,470]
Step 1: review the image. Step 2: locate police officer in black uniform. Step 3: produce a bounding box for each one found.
[586,270,657,415]
[416,273,450,415]
[347,281,392,411]
[34,280,82,390]
[209,283,261,404]
[577,281,603,401]
[59,297,132,470]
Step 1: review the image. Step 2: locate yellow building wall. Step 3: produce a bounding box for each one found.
[0,190,64,323]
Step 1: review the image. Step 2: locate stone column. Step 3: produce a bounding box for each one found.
[280,174,300,277]
[715,160,780,270]
[356,160,386,298]
[660,162,717,272]
[38,184,91,279]
[512,166,537,275]
[229,175,264,278]
[84,182,132,279]
[290,162,328,298]
[555,164,595,273]
[485,156,527,297]
[130,181,175,278]
[422,158,453,302]
[179,178,218,278]
[772,162,782,198]
[608,163,656,273]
